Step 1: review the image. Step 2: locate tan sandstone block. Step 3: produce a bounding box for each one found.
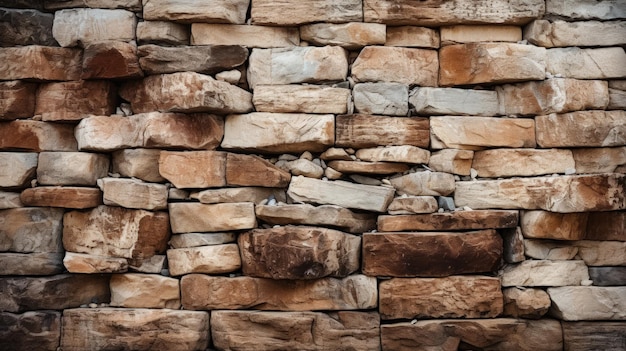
[385,26,439,48]
[351,46,438,86]
[430,117,535,150]
[521,211,587,240]
[191,187,285,205]
[112,149,164,183]
[226,153,291,187]
[536,110,626,148]
[62,252,129,273]
[0,207,63,253]
[356,145,430,164]
[546,47,626,79]
[37,151,109,186]
[548,286,626,321]
[473,148,575,177]
[428,149,473,175]
[441,25,522,45]
[167,244,241,276]
[546,0,626,20]
[143,0,248,24]
[336,114,429,148]
[52,8,136,47]
[573,147,626,174]
[390,171,455,196]
[97,178,167,211]
[0,152,37,188]
[251,0,362,26]
[387,196,438,215]
[525,20,626,48]
[158,151,226,189]
[253,85,350,114]
[35,80,116,122]
[191,24,298,47]
[500,260,589,287]
[503,287,551,319]
[169,202,256,233]
[137,20,189,46]
[377,210,519,232]
[300,22,385,49]
[110,273,180,309]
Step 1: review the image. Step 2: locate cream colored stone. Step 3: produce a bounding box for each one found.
[573,147,626,173]
[110,273,180,309]
[97,178,168,211]
[390,171,455,196]
[251,0,362,25]
[37,152,109,186]
[428,149,473,176]
[441,25,522,45]
[503,287,551,319]
[431,117,535,150]
[523,240,578,260]
[63,252,128,273]
[112,149,164,183]
[385,26,439,48]
[300,22,385,49]
[167,244,241,276]
[320,147,352,161]
[525,20,626,48]
[500,260,589,287]
[0,152,37,188]
[609,87,626,110]
[546,0,626,20]
[352,46,438,86]
[548,286,626,320]
[353,82,408,116]
[547,47,626,79]
[252,85,350,114]
[143,0,249,24]
[158,151,226,189]
[356,145,430,164]
[536,111,626,148]
[473,149,575,177]
[575,240,626,266]
[0,46,82,81]
[136,20,189,45]
[169,233,237,248]
[52,8,136,47]
[410,87,499,116]
[283,159,324,178]
[191,23,298,47]
[169,202,256,233]
[521,211,587,240]
[387,196,438,215]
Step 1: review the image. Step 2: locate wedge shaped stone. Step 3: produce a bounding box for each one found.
[138,44,248,75]
[20,187,102,209]
[169,202,256,233]
[378,210,518,232]
[37,151,109,186]
[253,84,350,114]
[251,0,362,25]
[191,187,285,205]
[0,152,37,188]
[137,20,189,45]
[226,153,291,187]
[546,47,626,79]
[300,22,385,49]
[410,87,499,116]
[430,116,535,150]
[169,233,237,248]
[0,252,64,275]
[525,20,626,48]
[0,120,77,151]
[81,41,143,79]
[0,8,55,47]
[0,311,61,351]
[563,321,626,351]
[546,0,626,20]
[167,244,241,276]
[191,24,298,47]
[521,211,587,240]
[0,46,82,81]
[52,8,136,47]
[143,0,249,24]
[385,26,439,48]
[256,204,375,234]
[548,287,626,321]
[390,171,455,196]
[158,151,226,189]
[110,273,180,309]
[98,178,167,210]
[0,207,63,253]
[336,114,429,148]
[351,46,438,86]
[536,110,626,148]
[473,149,575,177]
[0,81,36,120]
[500,260,589,287]
[35,80,116,122]
[441,25,522,44]
[112,149,164,183]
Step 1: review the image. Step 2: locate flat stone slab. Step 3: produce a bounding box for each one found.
[377,210,518,232]
[251,0,362,25]
[167,244,242,276]
[500,260,589,287]
[0,120,77,152]
[255,204,376,233]
[137,44,248,75]
[548,286,626,321]
[563,321,626,351]
[336,114,429,149]
[20,186,102,209]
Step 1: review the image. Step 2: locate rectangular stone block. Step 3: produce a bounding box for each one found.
[586,211,625,241]
[441,25,522,44]
[0,120,77,152]
[387,196,438,215]
[98,178,168,211]
[0,81,36,120]
[589,267,626,286]
[0,207,63,253]
[35,80,116,122]
[353,82,408,116]
[385,26,439,48]
[0,152,37,188]
[253,85,350,114]
[62,252,129,274]
[351,46,438,86]
[428,149,473,175]
[0,252,64,275]
[143,0,249,24]
[548,287,626,321]
[0,8,55,47]
[112,149,164,183]
[356,145,430,164]
[81,41,143,80]
[389,171,454,196]
[191,187,285,205]
[137,20,189,46]
[500,260,589,287]
[336,114,429,148]
[525,20,626,48]
[0,46,82,81]
[52,8,136,47]
[167,244,241,276]
[110,273,180,309]
[563,321,626,351]
[191,23,298,47]
[20,187,102,209]
[473,148,575,177]
[410,87,499,116]
[0,311,61,351]
[521,211,587,240]
[573,147,626,174]
[536,110,626,148]
[327,160,408,175]
[547,47,626,79]
[38,152,109,186]
[169,202,256,233]
[226,153,291,187]
[546,0,626,20]
[251,0,362,25]
[524,240,578,261]
[377,210,518,232]
[159,150,226,189]
[300,22,385,49]
[430,116,535,150]
[575,240,626,266]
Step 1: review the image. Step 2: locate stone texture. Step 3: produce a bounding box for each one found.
[191,23,298,47]
[573,147,626,174]
[52,8,135,47]
[356,145,430,164]
[169,202,256,233]
[60,308,209,351]
[609,86,626,110]
[351,46,438,86]
[247,46,348,89]
[81,41,143,79]
[549,287,626,320]
[473,149,575,177]
[353,82,408,116]
[390,171,455,196]
[524,239,578,261]
[169,233,237,248]
[410,87,499,116]
[251,0,363,25]
[379,276,503,319]
[327,160,408,175]
[589,267,626,286]
[430,116,535,150]
[191,187,286,205]
[364,0,545,25]
[98,177,168,210]
[62,252,129,273]
[0,45,82,81]
[222,113,334,153]
[363,230,502,277]
[428,149,473,175]
[501,227,525,264]
[287,176,395,212]
[76,112,224,151]
[0,252,64,275]
[112,149,164,183]
[440,43,545,86]
[0,274,110,312]
[35,80,116,122]
[167,244,241,276]
[500,260,589,287]
[546,0,626,20]
[547,47,626,79]
[455,174,626,213]
[182,274,377,311]
[20,186,102,209]
[575,240,626,266]
[377,210,518,232]
[143,0,249,24]
[0,311,61,351]
[158,151,226,189]
[387,196,438,215]
[336,114,429,148]
[0,192,23,209]
[0,81,36,120]
[252,85,350,114]
[226,153,291,187]
[536,110,626,148]
[119,72,253,114]
[0,207,63,253]
[503,287,551,319]
[300,22,385,49]
[0,8,55,47]
[0,152,37,188]
[0,120,77,152]
[385,26,439,48]
[586,211,625,241]
[521,211,587,240]
[441,25,522,44]
[137,20,189,45]
[138,44,247,75]
[110,273,180,309]
[525,20,626,48]
[562,321,626,351]
[44,0,141,10]
[37,151,109,186]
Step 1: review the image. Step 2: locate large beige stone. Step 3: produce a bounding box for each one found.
[390,171,455,196]
[221,113,334,153]
[0,120,77,151]
[525,20,626,48]
[546,0,626,20]
[0,152,37,188]
[440,43,545,86]
[62,252,129,273]
[37,151,109,186]
[428,149,473,175]
[52,8,135,47]
[379,276,503,319]
[137,20,189,45]
[563,321,626,351]
[0,8,56,47]
[473,148,575,177]
[353,82,408,116]
[255,204,375,234]
[351,46,438,86]
[251,0,362,25]
[191,23,298,47]
[547,47,626,79]
[575,240,626,266]
[61,308,209,351]
[586,211,625,241]
[356,145,430,164]
[167,244,241,276]
[81,41,143,79]
[253,85,350,114]
[112,149,164,183]
[158,151,226,189]
[521,211,587,240]
[573,147,626,174]
[441,25,522,44]
[0,46,82,81]
[169,233,237,248]
[20,186,102,209]
[35,80,116,122]
[300,22,385,49]
[456,174,626,213]
[377,210,519,232]
[500,260,589,287]
[120,72,252,114]
[287,176,395,212]
[548,287,626,320]
[385,26,439,48]
[536,110,626,148]
[430,116,535,150]
[0,252,64,275]
[387,196,438,215]
[0,311,61,351]
[0,81,36,120]
[98,177,168,210]
[0,207,63,253]
[76,112,224,151]
[182,274,376,311]
[143,0,248,24]
[169,202,256,233]
[410,87,499,116]
[226,153,291,187]
[110,273,180,309]
[247,46,348,88]
[138,44,248,75]
[191,187,285,205]
[503,287,551,319]
[336,114,429,148]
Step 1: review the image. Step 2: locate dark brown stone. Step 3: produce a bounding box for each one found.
[226,153,291,187]
[588,267,626,286]
[0,120,77,152]
[0,8,56,47]
[335,114,429,148]
[362,230,502,277]
[0,81,36,120]
[377,210,519,232]
[82,41,143,79]
[562,321,626,351]
[0,311,61,351]
[0,252,64,275]
[586,211,625,241]
[20,187,102,209]
[138,44,248,75]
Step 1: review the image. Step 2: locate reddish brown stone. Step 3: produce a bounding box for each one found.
[377,210,519,232]
[226,153,291,187]
[20,187,102,209]
[81,41,143,79]
[35,80,116,122]
[138,44,248,75]
[0,120,77,151]
[336,114,429,148]
[0,81,36,120]
[0,46,82,81]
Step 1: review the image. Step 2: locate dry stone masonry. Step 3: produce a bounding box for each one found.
[0,0,625,350]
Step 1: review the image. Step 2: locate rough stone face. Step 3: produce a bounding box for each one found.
[52,8,136,47]
[0,120,77,152]
[60,308,210,351]
[390,171,455,196]
[356,145,430,164]
[473,149,575,177]
[586,211,625,241]
[573,147,626,174]
[575,240,626,266]
[525,20,626,48]
[0,252,64,275]
[381,319,563,351]
[441,25,522,44]
[287,176,395,212]
[221,113,334,153]
[353,83,408,116]
[167,244,241,276]
[239,226,360,279]
[0,274,110,312]
[169,202,256,233]
[119,72,253,114]
[247,46,348,89]
[81,41,143,79]
[226,153,291,187]
[439,43,546,86]
[430,117,535,150]
[191,23,298,47]
[20,187,102,209]
[143,0,249,24]
[37,151,109,186]
[609,86,626,110]
[428,149,473,175]
[0,152,37,188]
[387,196,438,215]
[455,174,626,213]
[110,273,180,309]
[112,149,164,183]
[0,311,61,351]
[0,191,22,209]
[379,276,503,319]
[521,211,587,240]
[0,8,56,47]
[410,87,499,116]
[138,44,247,75]
[562,321,626,351]
[35,80,116,122]
[501,227,525,264]
[524,239,578,261]
[182,274,377,311]
[191,187,286,205]
[549,287,626,321]
[546,0,626,20]
[503,287,551,319]
[255,204,376,234]
[336,114,429,148]
[137,20,189,45]
[0,207,63,253]
[385,26,439,48]
[253,85,350,114]
[351,46,438,86]
[589,267,626,286]
[0,46,82,81]
[62,252,129,273]
[300,22,385,49]
[546,47,626,79]
[326,160,408,175]
[536,110,626,148]
[377,210,519,232]
[0,81,36,120]
[500,260,589,287]
[76,112,224,151]
[98,177,168,210]
[169,233,236,248]
[251,0,363,25]
[158,151,226,189]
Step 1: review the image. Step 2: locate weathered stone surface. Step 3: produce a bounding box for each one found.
[524,239,578,261]
[81,41,143,79]
[547,47,626,79]
[191,187,285,205]
[440,43,545,86]
[0,207,63,253]
[609,86,626,110]
[212,310,379,351]
[500,260,589,287]
[589,267,626,286]
[159,151,226,189]
[37,151,109,186]
[256,204,375,234]
[351,46,438,86]
[169,233,237,248]
[428,149,473,175]
[287,176,395,212]
[76,112,224,151]
[138,44,247,75]
[364,0,544,25]
[503,287,551,320]
[0,274,110,312]
[501,227,525,264]
[573,147,626,174]
[167,244,241,276]
[0,311,61,351]
[549,287,626,321]
[387,196,438,215]
[575,240,626,266]
[390,171,455,196]
[35,80,116,122]
[44,0,141,10]
[377,210,519,232]
[98,177,168,210]
[20,186,102,209]
[586,211,625,241]
[441,25,522,44]
[563,321,626,351]
[143,0,248,24]
[253,85,350,114]
[248,46,348,88]
[353,82,408,116]
[0,8,56,47]
[336,114,429,148]
[169,202,256,233]
[473,149,575,177]
[137,20,189,45]
[120,72,252,114]
[0,252,64,275]
[191,23,298,47]
[385,26,439,48]
[410,87,499,116]
[182,274,376,311]
[327,160,408,175]
[0,120,77,152]
[546,0,626,20]
[0,46,82,81]
[0,152,37,188]
[525,20,626,48]
[61,308,209,351]
[536,110,626,148]
[110,273,180,309]
[63,251,129,273]
[379,276,503,319]
[430,117,535,150]
[52,8,135,47]
[0,81,36,120]
[0,192,22,209]
[300,22,385,49]
[63,205,169,259]
[363,230,502,277]
[222,113,334,153]
[226,153,291,187]
[356,145,430,164]
[251,0,362,25]
[455,174,626,213]
[521,211,587,240]
[112,149,164,183]
[381,319,563,351]
[281,158,323,179]
[129,255,165,274]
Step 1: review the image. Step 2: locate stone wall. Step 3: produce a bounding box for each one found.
[1,0,625,350]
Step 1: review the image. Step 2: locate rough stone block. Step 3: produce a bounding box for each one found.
[137,20,189,46]
[52,8,136,47]
[138,44,248,75]
[521,211,587,240]
[546,47,626,79]
[503,287,551,319]
[35,80,116,122]
[355,145,430,164]
[410,87,499,116]
[546,0,626,20]
[0,252,64,275]
[390,171,455,196]
[169,202,256,233]
[351,46,438,86]
[501,227,525,264]
[441,25,522,44]
[98,178,168,210]
[0,152,37,188]
[0,8,56,47]
[158,151,226,189]
[430,116,535,150]
[573,147,626,174]
[589,267,626,286]
[548,286,626,320]
[0,120,77,152]
[387,196,438,215]
[0,311,61,351]
[81,41,143,79]
[377,210,518,232]
[525,20,626,48]
[0,46,82,81]
[169,233,237,248]
[0,207,63,253]
[167,244,241,276]
[0,81,36,120]
[336,114,429,148]
[575,240,626,266]
[473,148,575,177]
[143,0,249,24]
[385,26,439,48]
[110,273,180,309]
[191,187,285,205]
[112,149,164,183]
[353,83,408,116]
[251,0,362,25]
[63,252,129,273]
[37,151,109,186]
[20,187,102,209]
[226,153,291,187]
[500,260,589,287]
[0,192,22,209]
[300,22,385,49]
[326,160,408,175]
[253,85,350,114]
[536,110,626,148]
[428,149,473,175]
[191,23,298,47]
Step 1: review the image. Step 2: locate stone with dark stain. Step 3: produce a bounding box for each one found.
[138,44,248,75]
[377,210,518,232]
[0,311,61,351]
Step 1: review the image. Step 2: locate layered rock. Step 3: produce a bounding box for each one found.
[389,171,455,196]
[536,110,626,148]
[0,311,61,351]
[167,244,242,276]
[137,20,189,45]
[20,187,102,209]
[500,260,589,287]
[143,0,248,24]
[98,177,168,210]
[430,116,535,150]
[472,149,575,177]
[169,202,256,233]
[137,44,248,75]
[0,8,56,47]
[253,85,350,114]
[0,120,77,151]
[110,273,180,309]
[503,287,551,319]
[81,41,143,79]
[35,80,116,122]
[562,321,626,351]
[336,114,429,148]
[385,26,439,48]
[0,152,37,188]
[191,24,298,47]
[546,47,626,79]
[441,25,522,44]
[353,82,408,116]
[525,20,626,48]
[410,87,499,116]
[62,252,129,273]
[0,46,82,81]
[0,81,36,120]
[112,149,164,183]
[251,0,363,25]
[255,204,375,233]
[546,0,626,20]
[351,46,438,86]
[377,210,519,232]
[37,152,109,186]
[300,23,385,49]
[548,286,626,320]
[52,8,136,47]
[387,196,438,215]
[521,211,587,240]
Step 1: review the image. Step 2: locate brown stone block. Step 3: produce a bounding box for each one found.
[503,287,551,319]
[137,20,189,46]
[473,148,575,177]
[377,210,518,232]
[0,8,56,47]
[138,44,248,75]
[20,186,102,209]
[521,210,587,240]
[0,311,61,351]
[110,273,180,309]
[81,41,143,79]
[44,0,142,11]
[0,81,36,120]
[573,147,626,174]
[158,150,226,189]
[169,202,256,233]
[0,207,63,253]
[351,46,438,86]
[226,153,291,187]
[536,110,626,148]
[326,160,408,175]
[389,171,455,196]
[0,46,82,81]
[167,244,242,276]
[563,321,626,351]
[0,252,64,275]
[430,116,536,150]
[112,148,164,183]
[586,211,625,241]
[251,0,362,25]
[35,80,116,122]
[336,114,429,149]
[143,0,248,24]
[0,120,77,152]
[98,178,168,210]
[63,252,129,274]
[252,84,350,114]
